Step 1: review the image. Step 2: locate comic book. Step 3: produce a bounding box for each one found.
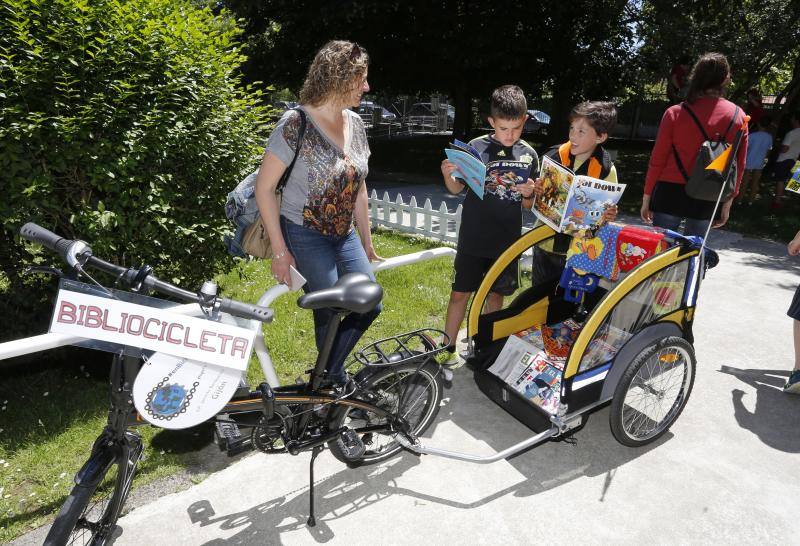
[580,323,633,372]
[533,156,626,235]
[541,318,582,361]
[444,141,533,200]
[513,351,562,414]
[785,161,800,194]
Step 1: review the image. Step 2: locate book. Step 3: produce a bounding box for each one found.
[487,334,539,383]
[513,351,562,414]
[580,323,632,372]
[786,162,800,194]
[541,318,582,361]
[444,141,533,200]
[533,156,626,235]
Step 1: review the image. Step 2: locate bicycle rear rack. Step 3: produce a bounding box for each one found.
[351,328,449,368]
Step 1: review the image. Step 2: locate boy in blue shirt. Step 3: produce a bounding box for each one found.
[737,116,773,205]
[439,85,538,363]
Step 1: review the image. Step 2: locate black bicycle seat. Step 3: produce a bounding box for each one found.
[297,273,383,314]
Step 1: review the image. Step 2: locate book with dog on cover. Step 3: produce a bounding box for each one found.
[533,156,626,236]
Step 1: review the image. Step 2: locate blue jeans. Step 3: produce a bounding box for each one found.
[280,217,381,383]
[652,212,711,238]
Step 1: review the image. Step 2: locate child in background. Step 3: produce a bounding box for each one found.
[439,85,538,364]
[771,112,800,208]
[737,115,772,205]
[532,101,620,284]
[785,229,800,394]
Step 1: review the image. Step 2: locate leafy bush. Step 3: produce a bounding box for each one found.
[0,0,269,340]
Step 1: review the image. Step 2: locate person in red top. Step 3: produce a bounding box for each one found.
[641,52,748,236]
[745,88,765,130]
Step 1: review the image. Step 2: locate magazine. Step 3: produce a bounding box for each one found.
[487,334,539,382]
[512,351,562,414]
[785,162,800,194]
[533,156,626,235]
[444,141,533,200]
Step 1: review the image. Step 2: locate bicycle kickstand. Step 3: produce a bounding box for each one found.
[307,444,324,527]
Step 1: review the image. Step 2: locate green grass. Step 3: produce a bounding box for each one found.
[0,230,455,542]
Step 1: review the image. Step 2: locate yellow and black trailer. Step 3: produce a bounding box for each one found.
[466,223,714,447]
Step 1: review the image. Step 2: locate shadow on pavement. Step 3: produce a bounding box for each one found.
[718,365,800,453]
[183,372,667,544]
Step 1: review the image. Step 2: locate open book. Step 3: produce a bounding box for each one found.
[533,156,626,235]
[444,139,532,200]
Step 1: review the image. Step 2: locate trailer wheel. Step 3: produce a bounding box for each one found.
[609,336,695,447]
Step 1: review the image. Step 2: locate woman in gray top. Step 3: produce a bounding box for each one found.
[254,40,381,384]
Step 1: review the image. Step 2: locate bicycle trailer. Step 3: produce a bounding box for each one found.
[399,221,718,459]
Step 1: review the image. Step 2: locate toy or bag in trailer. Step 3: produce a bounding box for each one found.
[398,222,717,461]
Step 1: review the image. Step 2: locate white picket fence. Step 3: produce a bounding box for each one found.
[368,191,539,270]
[368,190,462,244]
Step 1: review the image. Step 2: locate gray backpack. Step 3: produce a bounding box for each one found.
[224,108,306,257]
[673,103,742,202]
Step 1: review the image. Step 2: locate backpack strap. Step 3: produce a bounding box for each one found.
[722,106,741,141]
[558,142,572,167]
[681,102,711,141]
[276,108,307,194]
[671,102,710,182]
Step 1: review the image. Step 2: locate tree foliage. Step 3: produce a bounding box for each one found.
[0,0,268,339]
[226,0,637,140]
[634,0,800,104]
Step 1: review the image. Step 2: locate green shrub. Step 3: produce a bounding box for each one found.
[0,0,270,340]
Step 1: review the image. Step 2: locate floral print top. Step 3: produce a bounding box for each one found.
[266,107,370,237]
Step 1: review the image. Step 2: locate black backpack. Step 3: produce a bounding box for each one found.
[673,103,743,202]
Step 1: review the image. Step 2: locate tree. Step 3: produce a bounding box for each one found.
[0,0,268,339]
[226,0,638,141]
[633,0,800,106]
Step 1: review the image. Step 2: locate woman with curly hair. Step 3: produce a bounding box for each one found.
[255,40,381,385]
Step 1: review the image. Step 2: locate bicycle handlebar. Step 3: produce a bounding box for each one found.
[19,222,76,264]
[19,222,274,323]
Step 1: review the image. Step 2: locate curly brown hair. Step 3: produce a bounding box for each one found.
[299,40,369,106]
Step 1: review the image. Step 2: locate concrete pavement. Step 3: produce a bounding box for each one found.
[21,182,800,544]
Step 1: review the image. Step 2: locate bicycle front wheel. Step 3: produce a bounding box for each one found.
[328,360,443,466]
[45,435,143,546]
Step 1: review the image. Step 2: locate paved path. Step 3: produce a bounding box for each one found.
[27,183,800,544]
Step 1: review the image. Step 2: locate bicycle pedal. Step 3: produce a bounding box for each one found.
[337,428,366,460]
[214,421,251,456]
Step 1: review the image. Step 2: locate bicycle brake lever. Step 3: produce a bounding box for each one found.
[23,265,64,278]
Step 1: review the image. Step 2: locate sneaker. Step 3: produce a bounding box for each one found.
[437,345,462,368]
[783,370,800,394]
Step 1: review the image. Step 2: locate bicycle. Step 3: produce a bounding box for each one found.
[17,223,449,546]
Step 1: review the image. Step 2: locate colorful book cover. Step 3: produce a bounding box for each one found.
[444,148,485,199]
[515,326,544,350]
[533,156,625,234]
[580,323,633,372]
[445,143,534,201]
[541,319,581,360]
[451,138,481,160]
[786,162,800,194]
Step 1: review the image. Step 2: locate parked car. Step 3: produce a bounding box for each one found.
[357,101,397,125]
[524,109,551,135]
[404,102,455,131]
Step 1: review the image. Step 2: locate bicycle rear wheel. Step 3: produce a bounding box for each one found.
[328,360,443,466]
[45,434,143,546]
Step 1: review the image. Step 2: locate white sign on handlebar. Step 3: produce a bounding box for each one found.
[49,289,256,371]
